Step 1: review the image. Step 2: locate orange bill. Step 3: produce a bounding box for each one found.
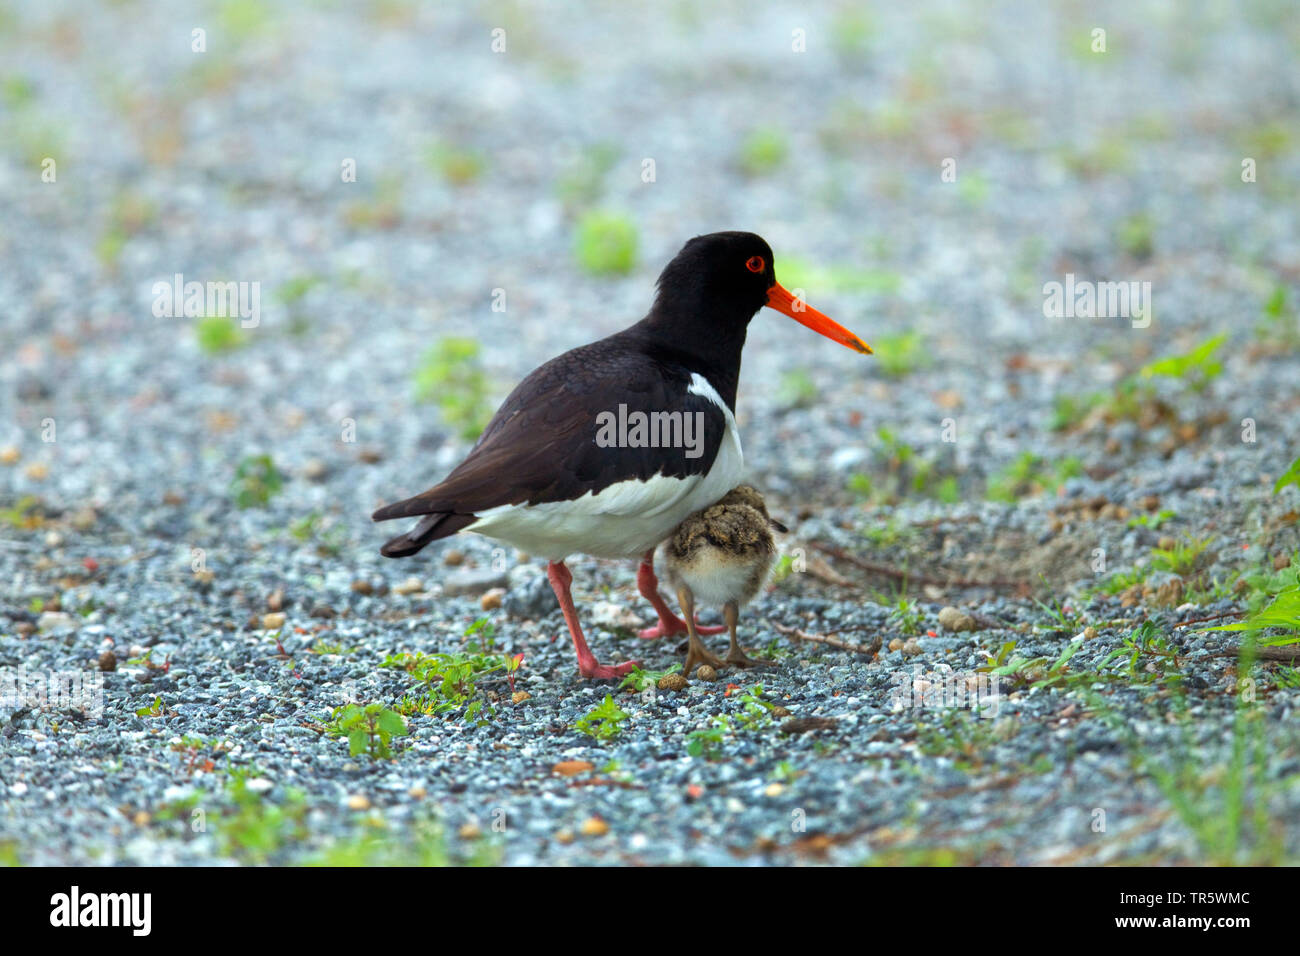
[765,282,873,354]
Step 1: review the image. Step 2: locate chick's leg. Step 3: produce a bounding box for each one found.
[636,550,727,639]
[677,585,723,676]
[723,601,772,669]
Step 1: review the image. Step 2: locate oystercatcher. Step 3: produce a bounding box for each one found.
[373,231,871,679]
[663,485,787,675]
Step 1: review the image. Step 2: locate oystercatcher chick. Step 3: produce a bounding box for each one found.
[662,485,787,675]
[372,231,871,679]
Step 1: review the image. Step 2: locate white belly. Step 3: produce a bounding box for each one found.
[467,379,744,560]
[664,553,768,608]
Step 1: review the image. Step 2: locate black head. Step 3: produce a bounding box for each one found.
[633,230,872,409]
[644,230,871,358]
[651,231,778,326]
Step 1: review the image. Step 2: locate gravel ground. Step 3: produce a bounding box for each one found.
[2,1,1299,866]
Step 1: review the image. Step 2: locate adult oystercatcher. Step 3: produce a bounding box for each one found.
[373,231,871,679]
[663,485,788,675]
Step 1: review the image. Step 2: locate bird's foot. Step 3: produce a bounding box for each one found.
[577,657,641,680]
[725,647,775,669]
[683,640,725,677]
[638,615,727,640]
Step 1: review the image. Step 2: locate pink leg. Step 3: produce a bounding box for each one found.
[547,561,639,680]
[635,549,727,640]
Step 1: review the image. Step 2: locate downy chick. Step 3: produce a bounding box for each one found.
[662,485,787,675]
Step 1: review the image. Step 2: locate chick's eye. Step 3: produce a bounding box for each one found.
[746,256,765,273]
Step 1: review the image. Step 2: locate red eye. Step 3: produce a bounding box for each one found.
[746,256,764,273]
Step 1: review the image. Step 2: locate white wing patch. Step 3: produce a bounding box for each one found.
[466,372,745,560]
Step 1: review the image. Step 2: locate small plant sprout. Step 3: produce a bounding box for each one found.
[326,703,408,760]
[574,211,638,276]
[1139,333,1226,393]
[413,337,493,441]
[574,694,629,741]
[231,454,284,508]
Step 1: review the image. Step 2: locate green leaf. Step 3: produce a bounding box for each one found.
[1274,456,1300,495]
[347,728,367,757]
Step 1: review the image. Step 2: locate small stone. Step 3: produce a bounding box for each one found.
[358,446,384,464]
[696,664,718,682]
[588,601,645,631]
[98,650,117,671]
[70,507,97,531]
[133,810,150,826]
[0,446,19,465]
[351,579,374,595]
[24,462,49,481]
[1274,553,1292,571]
[458,822,482,840]
[937,606,977,633]
[780,716,840,735]
[579,816,609,837]
[552,760,594,777]
[408,785,427,799]
[511,690,531,704]
[262,612,287,630]
[193,568,215,585]
[503,574,559,619]
[554,829,575,844]
[393,576,424,596]
[37,611,76,631]
[657,672,689,692]
[1157,535,1177,552]
[888,638,905,652]
[1119,585,1143,608]
[302,459,328,481]
[267,589,284,612]
[346,794,370,811]
[443,549,465,566]
[764,782,785,797]
[480,588,505,611]
[902,638,921,656]
[1232,577,1251,596]
[1142,494,1161,511]
[310,603,336,619]
[771,705,791,718]
[442,568,508,597]
[1082,626,1099,641]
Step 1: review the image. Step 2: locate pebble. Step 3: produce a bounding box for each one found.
[346,795,371,811]
[657,673,689,692]
[552,760,594,776]
[696,665,718,682]
[442,568,508,597]
[503,574,559,618]
[262,612,287,630]
[579,817,609,837]
[393,576,425,596]
[937,606,977,632]
[480,588,505,611]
